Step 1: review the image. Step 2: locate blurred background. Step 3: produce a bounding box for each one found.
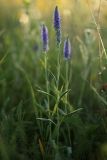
[0,0,107,55]
[0,0,107,30]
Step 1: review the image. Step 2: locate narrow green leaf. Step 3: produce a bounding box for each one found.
[36,118,56,125]
[0,52,9,65]
[64,108,83,117]
[59,89,71,100]
[37,89,55,98]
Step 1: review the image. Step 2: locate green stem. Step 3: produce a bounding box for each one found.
[44,52,51,140]
[65,61,69,113]
[52,46,61,144]
[57,46,61,89]
[44,53,49,111]
[56,46,61,144]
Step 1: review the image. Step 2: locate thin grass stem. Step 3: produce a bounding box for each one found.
[65,61,69,113]
[44,52,52,141]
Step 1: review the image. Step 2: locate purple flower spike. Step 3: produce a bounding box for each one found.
[41,24,49,52]
[54,6,61,30]
[64,38,71,59]
[54,6,61,45]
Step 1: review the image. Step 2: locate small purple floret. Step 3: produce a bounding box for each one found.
[41,24,49,52]
[64,38,71,59]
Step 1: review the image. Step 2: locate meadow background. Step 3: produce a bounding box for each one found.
[0,0,107,159]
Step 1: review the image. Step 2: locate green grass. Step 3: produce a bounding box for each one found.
[0,1,107,160]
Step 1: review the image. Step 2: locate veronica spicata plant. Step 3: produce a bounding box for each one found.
[41,24,50,114]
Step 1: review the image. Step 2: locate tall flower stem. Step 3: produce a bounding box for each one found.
[56,46,61,144]
[41,24,50,112]
[41,24,51,141]
[53,5,61,145]
[44,52,49,112]
[52,46,61,144]
[63,37,72,112]
[44,52,52,141]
